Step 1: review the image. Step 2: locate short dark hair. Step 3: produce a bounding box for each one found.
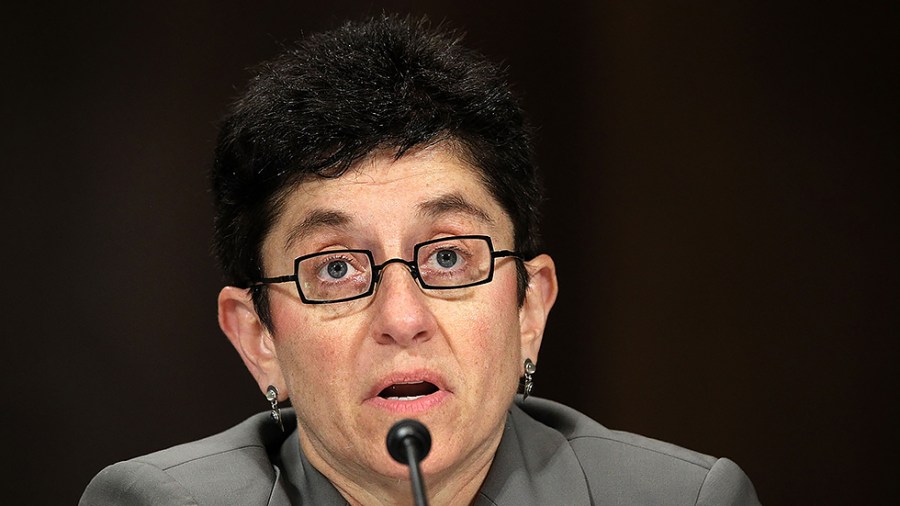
[212,14,543,327]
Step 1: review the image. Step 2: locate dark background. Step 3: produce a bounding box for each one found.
[3,2,896,504]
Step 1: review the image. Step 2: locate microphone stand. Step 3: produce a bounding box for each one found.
[386,419,432,506]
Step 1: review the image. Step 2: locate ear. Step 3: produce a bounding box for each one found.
[217,286,287,400]
[518,254,558,365]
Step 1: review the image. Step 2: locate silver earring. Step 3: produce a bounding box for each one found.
[266,385,284,432]
[522,358,536,400]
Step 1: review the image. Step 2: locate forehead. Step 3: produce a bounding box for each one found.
[266,146,513,254]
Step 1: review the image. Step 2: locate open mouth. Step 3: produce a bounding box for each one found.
[378,381,440,401]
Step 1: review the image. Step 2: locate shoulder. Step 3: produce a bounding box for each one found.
[80,410,294,506]
[513,397,760,506]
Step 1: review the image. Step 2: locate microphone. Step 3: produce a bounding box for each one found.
[386,419,432,506]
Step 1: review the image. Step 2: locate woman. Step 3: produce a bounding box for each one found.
[81,15,759,505]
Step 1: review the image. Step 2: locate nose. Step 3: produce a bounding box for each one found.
[369,261,437,346]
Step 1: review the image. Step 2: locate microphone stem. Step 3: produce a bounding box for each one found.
[403,438,429,506]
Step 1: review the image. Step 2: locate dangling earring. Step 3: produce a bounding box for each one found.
[522,358,536,400]
[266,385,284,432]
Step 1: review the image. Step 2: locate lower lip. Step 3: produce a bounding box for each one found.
[365,390,450,414]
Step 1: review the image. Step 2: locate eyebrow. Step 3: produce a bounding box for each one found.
[283,208,352,251]
[417,192,495,225]
[282,192,495,251]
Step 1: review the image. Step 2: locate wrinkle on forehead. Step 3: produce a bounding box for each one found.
[273,143,506,255]
[342,143,477,186]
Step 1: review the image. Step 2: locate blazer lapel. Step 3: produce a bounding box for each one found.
[474,404,593,505]
[267,464,293,506]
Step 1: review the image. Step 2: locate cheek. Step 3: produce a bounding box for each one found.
[450,280,522,367]
[268,302,350,396]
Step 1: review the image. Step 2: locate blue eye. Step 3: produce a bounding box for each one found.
[435,249,458,268]
[325,260,349,279]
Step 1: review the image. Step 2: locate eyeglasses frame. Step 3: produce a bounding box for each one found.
[253,234,520,304]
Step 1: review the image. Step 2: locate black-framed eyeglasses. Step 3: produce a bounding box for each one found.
[253,235,519,304]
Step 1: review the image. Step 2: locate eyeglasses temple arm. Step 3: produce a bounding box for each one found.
[252,275,295,285]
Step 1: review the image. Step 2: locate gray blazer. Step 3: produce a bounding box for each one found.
[81,397,760,505]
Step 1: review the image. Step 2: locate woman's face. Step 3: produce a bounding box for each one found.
[256,146,550,490]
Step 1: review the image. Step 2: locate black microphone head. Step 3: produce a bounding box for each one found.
[386,418,432,465]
